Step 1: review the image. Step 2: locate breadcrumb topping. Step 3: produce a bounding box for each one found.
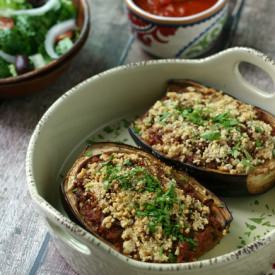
[133,86,275,174]
[75,152,211,263]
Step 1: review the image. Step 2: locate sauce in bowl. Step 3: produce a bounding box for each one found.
[134,0,218,17]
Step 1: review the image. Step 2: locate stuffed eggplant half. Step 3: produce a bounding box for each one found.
[130,80,275,196]
[62,143,232,263]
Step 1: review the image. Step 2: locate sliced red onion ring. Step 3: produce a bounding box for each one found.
[45,19,76,59]
[0,50,16,64]
[0,0,60,17]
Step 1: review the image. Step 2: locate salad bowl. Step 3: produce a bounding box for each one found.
[0,0,90,98]
[26,47,275,275]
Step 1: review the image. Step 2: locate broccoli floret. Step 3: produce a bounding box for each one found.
[58,0,77,21]
[55,37,73,56]
[0,57,12,78]
[0,0,30,9]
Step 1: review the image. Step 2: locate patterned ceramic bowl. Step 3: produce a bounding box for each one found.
[26,48,275,275]
[124,0,229,58]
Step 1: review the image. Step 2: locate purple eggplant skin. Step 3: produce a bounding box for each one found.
[129,79,275,197]
[61,142,233,242]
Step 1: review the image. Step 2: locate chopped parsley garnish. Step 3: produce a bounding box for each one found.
[255,126,263,133]
[212,112,239,128]
[241,159,254,171]
[123,159,133,166]
[201,131,221,141]
[255,140,263,148]
[272,149,275,158]
[103,180,111,190]
[180,108,206,125]
[136,181,196,247]
[101,158,161,192]
[179,109,239,129]
[243,149,253,161]
[72,188,78,193]
[159,247,164,256]
[97,154,204,251]
[158,112,170,124]
[132,126,141,134]
[84,150,93,157]
[231,142,241,156]
[231,150,240,158]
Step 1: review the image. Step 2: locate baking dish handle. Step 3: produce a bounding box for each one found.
[208,47,275,114]
[47,218,91,256]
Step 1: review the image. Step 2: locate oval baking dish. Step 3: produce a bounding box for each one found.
[26,47,275,275]
[129,79,275,196]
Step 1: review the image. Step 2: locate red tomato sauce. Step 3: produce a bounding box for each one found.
[134,0,218,17]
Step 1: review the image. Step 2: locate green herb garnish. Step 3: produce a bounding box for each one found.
[255,140,263,148]
[231,148,240,158]
[159,247,164,257]
[158,112,170,124]
[180,108,206,125]
[101,159,161,192]
[255,126,263,133]
[132,126,140,134]
[84,150,93,157]
[243,149,253,161]
[100,157,196,248]
[103,180,111,190]
[241,159,253,171]
[201,131,221,141]
[123,159,133,166]
[212,112,239,128]
[136,181,196,247]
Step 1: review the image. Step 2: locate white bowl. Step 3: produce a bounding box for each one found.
[26,47,275,275]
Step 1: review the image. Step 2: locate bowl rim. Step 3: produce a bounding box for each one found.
[0,0,90,86]
[26,47,275,272]
[124,0,228,24]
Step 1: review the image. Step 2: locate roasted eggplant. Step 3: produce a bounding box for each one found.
[129,80,275,196]
[62,142,232,263]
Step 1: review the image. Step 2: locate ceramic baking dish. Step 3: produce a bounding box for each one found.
[26,47,275,275]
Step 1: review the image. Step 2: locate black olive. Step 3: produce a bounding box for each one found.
[27,0,46,8]
[15,55,33,75]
